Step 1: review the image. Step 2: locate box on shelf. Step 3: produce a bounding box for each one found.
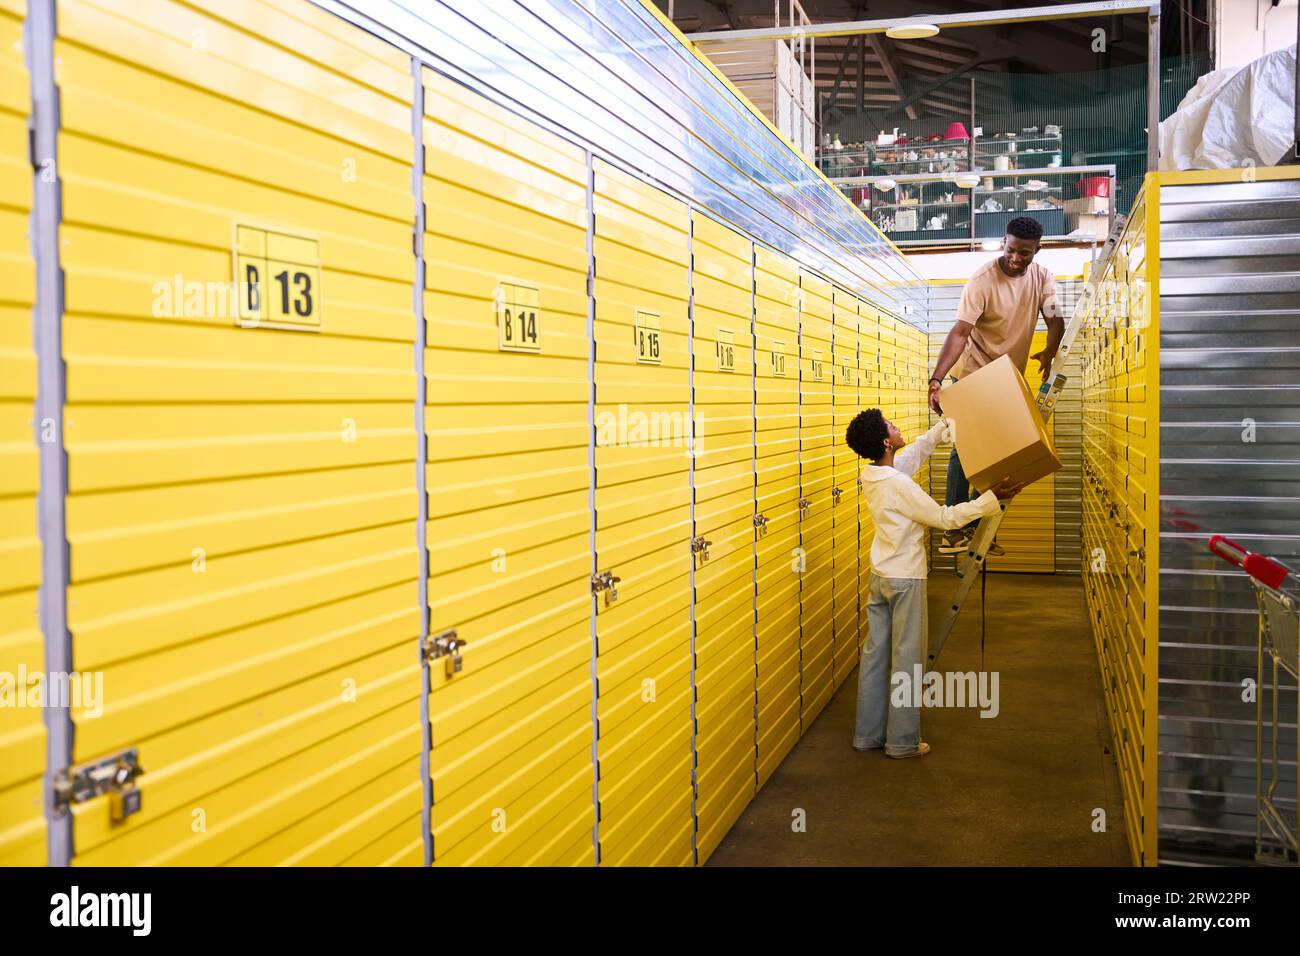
[895,209,918,231]
[940,355,1061,490]
[1069,213,1109,240]
[1065,196,1109,215]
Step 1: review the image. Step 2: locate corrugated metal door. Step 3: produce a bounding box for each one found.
[1150,172,1300,862]
[1081,189,1159,865]
[900,324,929,492]
[753,247,801,787]
[877,314,897,427]
[797,271,834,726]
[856,300,879,654]
[592,159,694,867]
[689,212,756,863]
[914,324,932,493]
[422,71,595,867]
[57,0,422,866]
[0,0,44,866]
[831,288,859,690]
[984,332,1056,572]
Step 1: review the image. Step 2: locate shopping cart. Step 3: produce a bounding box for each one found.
[1208,535,1299,865]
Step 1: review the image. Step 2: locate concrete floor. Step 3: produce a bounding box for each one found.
[708,572,1132,866]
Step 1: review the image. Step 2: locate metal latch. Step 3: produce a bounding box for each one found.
[856,476,863,492]
[1128,547,1145,560]
[54,748,144,824]
[592,569,621,605]
[425,628,467,678]
[831,486,843,505]
[753,513,769,535]
[798,498,810,519]
[690,536,712,563]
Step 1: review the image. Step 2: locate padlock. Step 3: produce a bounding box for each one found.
[110,786,142,824]
[445,642,464,678]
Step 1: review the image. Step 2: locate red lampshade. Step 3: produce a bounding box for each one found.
[945,122,970,141]
[1077,176,1111,198]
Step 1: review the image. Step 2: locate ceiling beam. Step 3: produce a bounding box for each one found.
[821,24,856,117]
[700,0,740,29]
[861,50,1016,126]
[868,34,919,120]
[686,1,1158,44]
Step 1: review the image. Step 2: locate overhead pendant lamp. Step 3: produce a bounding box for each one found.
[884,22,939,39]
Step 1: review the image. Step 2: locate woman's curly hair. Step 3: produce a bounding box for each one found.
[845,408,889,461]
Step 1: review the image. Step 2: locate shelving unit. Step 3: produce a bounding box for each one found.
[973,132,1064,170]
[819,130,1114,245]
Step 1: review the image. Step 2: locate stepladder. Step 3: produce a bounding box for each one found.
[927,214,1128,666]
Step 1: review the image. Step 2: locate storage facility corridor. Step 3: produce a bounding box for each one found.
[710,573,1132,867]
[2,0,1297,883]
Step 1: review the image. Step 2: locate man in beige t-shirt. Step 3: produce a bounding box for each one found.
[928,216,1064,555]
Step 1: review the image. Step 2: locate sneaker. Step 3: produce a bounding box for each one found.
[937,530,972,555]
[986,540,1006,557]
[886,741,931,759]
[852,741,882,752]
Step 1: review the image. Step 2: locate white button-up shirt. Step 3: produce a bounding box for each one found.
[860,420,1000,580]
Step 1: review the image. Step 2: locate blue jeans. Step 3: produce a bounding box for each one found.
[854,574,927,756]
[946,447,979,532]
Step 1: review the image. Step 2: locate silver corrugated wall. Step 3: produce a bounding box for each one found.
[1157,177,1300,863]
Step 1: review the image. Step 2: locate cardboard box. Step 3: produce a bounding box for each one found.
[941,354,1061,490]
[1065,196,1109,215]
[1069,212,1109,240]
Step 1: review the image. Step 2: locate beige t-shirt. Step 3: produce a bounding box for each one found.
[953,259,1059,378]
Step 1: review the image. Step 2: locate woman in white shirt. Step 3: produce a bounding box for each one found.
[845,409,1022,758]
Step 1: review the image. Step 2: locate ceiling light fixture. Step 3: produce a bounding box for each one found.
[884,22,939,40]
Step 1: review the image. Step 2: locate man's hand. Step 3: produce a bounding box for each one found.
[927,379,943,415]
[989,476,1025,500]
[1029,348,1055,383]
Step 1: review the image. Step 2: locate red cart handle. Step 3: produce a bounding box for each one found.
[1207,534,1290,590]
[1207,534,1247,567]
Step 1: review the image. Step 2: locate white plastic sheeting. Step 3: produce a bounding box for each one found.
[1160,44,1296,169]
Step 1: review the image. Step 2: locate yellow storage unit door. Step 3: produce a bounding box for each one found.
[855,301,879,653]
[422,71,595,867]
[592,159,694,867]
[689,212,756,864]
[983,331,1055,573]
[0,0,44,867]
[797,271,834,727]
[753,247,801,787]
[902,325,929,492]
[877,314,898,423]
[57,0,422,865]
[1080,191,1158,866]
[830,288,860,692]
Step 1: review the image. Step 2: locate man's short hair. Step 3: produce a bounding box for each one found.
[846,409,889,461]
[1006,216,1044,242]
